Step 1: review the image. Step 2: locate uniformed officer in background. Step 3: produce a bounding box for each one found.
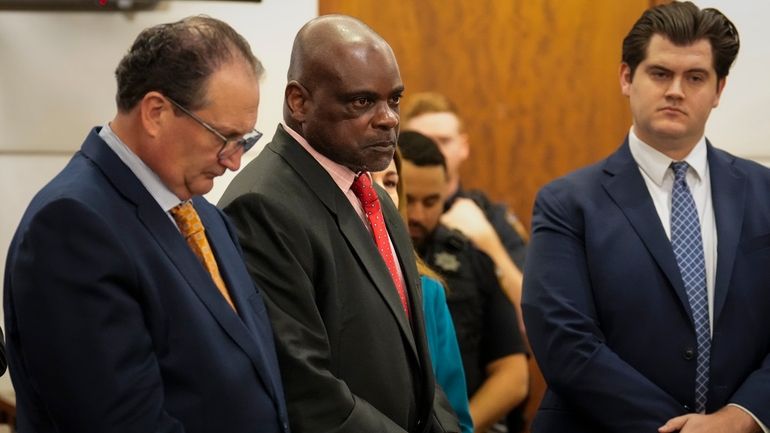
[402,93,527,322]
[398,131,529,433]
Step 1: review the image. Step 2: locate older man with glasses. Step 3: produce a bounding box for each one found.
[166,96,263,159]
[4,16,289,433]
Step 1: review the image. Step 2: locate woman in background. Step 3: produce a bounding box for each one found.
[372,150,473,433]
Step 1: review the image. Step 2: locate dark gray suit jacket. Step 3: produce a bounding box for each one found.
[220,125,459,433]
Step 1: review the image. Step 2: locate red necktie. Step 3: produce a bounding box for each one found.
[351,173,410,317]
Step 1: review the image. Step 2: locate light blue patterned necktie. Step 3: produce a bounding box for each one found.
[670,161,710,413]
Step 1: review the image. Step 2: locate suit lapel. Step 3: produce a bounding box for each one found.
[381,190,438,421]
[601,140,692,318]
[195,199,283,403]
[81,129,281,403]
[336,195,418,354]
[707,144,745,325]
[380,190,422,318]
[270,126,418,357]
[380,190,428,360]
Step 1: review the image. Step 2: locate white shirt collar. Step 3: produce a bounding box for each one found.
[628,127,708,187]
[282,123,359,193]
[99,124,183,211]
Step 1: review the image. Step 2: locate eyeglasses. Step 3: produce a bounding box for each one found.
[166,96,263,160]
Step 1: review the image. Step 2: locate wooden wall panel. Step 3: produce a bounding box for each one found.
[319,0,654,230]
[318,1,660,431]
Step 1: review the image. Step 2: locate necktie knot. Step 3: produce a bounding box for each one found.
[170,201,204,238]
[671,161,690,183]
[352,173,381,213]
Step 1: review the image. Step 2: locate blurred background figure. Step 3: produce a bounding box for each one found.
[403,92,527,327]
[399,131,529,433]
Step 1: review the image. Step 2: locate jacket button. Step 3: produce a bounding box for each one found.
[683,348,695,360]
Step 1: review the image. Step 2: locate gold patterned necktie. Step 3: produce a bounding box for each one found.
[170,201,236,311]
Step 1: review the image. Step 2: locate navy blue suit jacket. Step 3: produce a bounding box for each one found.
[523,139,770,432]
[4,128,289,433]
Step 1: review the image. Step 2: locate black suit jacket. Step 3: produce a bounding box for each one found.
[220,125,459,433]
[4,128,289,433]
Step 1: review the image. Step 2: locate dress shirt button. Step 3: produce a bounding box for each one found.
[683,404,692,412]
[683,348,695,360]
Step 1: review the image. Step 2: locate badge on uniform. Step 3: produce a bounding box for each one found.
[433,251,461,272]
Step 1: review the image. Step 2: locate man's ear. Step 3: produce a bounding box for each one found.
[713,77,727,108]
[619,63,633,97]
[139,91,168,138]
[458,132,470,162]
[285,80,310,123]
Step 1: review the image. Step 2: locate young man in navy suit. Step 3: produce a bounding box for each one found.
[524,2,769,432]
[4,17,289,433]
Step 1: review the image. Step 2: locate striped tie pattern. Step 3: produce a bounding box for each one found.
[170,201,236,311]
[670,161,710,413]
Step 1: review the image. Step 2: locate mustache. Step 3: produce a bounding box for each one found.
[366,139,396,148]
[368,133,398,146]
[408,221,428,233]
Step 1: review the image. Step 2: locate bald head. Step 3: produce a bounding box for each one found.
[287,15,392,87]
[283,15,403,173]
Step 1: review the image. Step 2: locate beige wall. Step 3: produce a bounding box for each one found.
[692,0,770,165]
